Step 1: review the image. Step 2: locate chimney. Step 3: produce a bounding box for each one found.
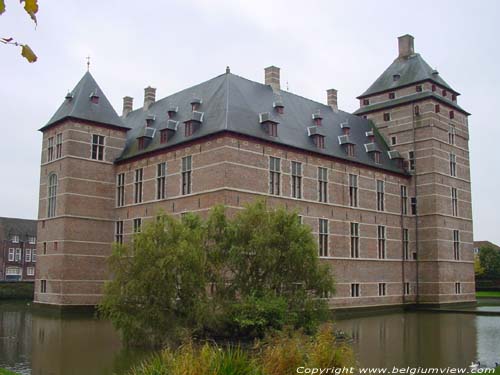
[122,96,133,117]
[143,86,156,111]
[398,34,414,58]
[264,66,280,91]
[327,89,338,111]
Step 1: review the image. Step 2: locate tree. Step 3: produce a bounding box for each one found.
[474,257,485,277]
[99,201,335,347]
[0,0,38,62]
[478,245,500,279]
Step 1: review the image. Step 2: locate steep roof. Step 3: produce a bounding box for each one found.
[358,53,457,99]
[0,217,37,242]
[42,71,127,131]
[117,72,405,174]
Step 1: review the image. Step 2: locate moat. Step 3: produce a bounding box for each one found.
[1,301,499,374]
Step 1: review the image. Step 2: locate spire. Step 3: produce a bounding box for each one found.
[42,71,128,130]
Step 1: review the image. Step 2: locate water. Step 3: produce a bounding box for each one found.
[1,301,499,374]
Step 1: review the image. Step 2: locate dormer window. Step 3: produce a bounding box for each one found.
[346,144,355,157]
[11,235,19,243]
[362,99,370,106]
[160,129,168,144]
[452,94,457,102]
[167,105,178,118]
[259,112,279,137]
[145,114,155,127]
[268,122,278,137]
[388,92,395,99]
[312,111,323,126]
[342,127,350,135]
[373,151,381,164]
[314,135,325,149]
[185,121,194,137]
[449,110,454,119]
[191,98,202,111]
[416,85,422,92]
[89,91,99,104]
[393,74,400,82]
[442,89,447,97]
[273,97,284,114]
[138,137,145,150]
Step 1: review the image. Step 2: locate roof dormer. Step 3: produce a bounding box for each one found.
[312,110,323,126]
[307,126,326,149]
[167,105,179,118]
[273,94,284,114]
[136,126,156,150]
[159,120,179,144]
[184,111,204,136]
[259,112,279,137]
[89,90,100,104]
[190,97,202,111]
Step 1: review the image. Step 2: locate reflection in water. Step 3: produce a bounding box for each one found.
[1,302,499,374]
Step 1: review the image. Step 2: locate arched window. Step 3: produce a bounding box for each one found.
[47,174,58,218]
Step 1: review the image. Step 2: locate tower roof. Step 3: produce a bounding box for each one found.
[41,71,127,131]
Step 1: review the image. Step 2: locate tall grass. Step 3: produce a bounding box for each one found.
[127,323,355,375]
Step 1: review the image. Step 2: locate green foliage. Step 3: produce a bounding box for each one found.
[0,368,21,375]
[474,257,485,277]
[99,201,335,346]
[478,246,500,278]
[476,290,500,298]
[0,282,34,300]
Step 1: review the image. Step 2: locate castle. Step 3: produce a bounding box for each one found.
[34,35,474,308]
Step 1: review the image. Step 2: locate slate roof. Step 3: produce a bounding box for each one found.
[42,72,127,130]
[0,217,37,242]
[358,53,457,98]
[117,72,406,174]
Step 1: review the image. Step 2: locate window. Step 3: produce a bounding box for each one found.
[416,85,422,92]
[318,219,328,257]
[431,84,436,92]
[26,249,32,262]
[40,280,47,293]
[27,267,35,276]
[451,188,458,216]
[373,151,381,164]
[389,92,395,99]
[376,180,385,211]
[54,242,58,252]
[268,122,278,137]
[452,94,457,102]
[91,134,105,160]
[349,174,358,207]
[314,135,325,149]
[453,230,460,260]
[410,197,417,215]
[47,173,58,218]
[449,111,454,120]
[11,235,19,243]
[56,133,63,159]
[378,283,386,296]
[133,218,142,233]
[391,136,397,146]
[28,236,36,244]
[182,156,192,195]
[404,282,410,295]
[6,267,21,276]
[383,112,391,122]
[134,168,143,203]
[450,153,457,177]
[351,283,360,297]
[377,226,386,259]
[157,162,166,200]
[435,104,440,113]
[185,121,194,137]
[290,161,302,199]
[362,99,369,105]
[448,125,456,145]
[442,89,447,97]
[115,221,124,244]
[269,157,281,195]
[346,144,355,157]
[403,228,409,260]
[401,185,408,215]
[32,249,36,262]
[318,167,328,203]
[116,173,125,207]
[455,282,461,294]
[350,222,359,258]
[138,137,145,150]
[43,242,47,255]
[414,105,420,116]
[47,136,54,162]
[160,129,168,144]
[408,151,415,171]
[393,74,400,81]
[15,248,22,262]
[8,248,14,262]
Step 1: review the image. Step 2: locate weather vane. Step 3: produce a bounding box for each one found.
[86,55,91,72]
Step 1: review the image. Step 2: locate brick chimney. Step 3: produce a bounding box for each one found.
[398,34,414,58]
[327,89,338,111]
[264,66,280,91]
[122,96,133,117]
[143,86,156,111]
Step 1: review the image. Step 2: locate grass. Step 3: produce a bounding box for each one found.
[0,369,21,375]
[476,291,500,298]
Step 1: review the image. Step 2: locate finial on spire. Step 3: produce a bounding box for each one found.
[86,55,91,72]
[226,66,230,74]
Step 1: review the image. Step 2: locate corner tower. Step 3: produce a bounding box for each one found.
[35,72,129,307]
[355,35,475,305]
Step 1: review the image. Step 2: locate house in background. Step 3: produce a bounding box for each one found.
[0,217,37,281]
[473,241,500,256]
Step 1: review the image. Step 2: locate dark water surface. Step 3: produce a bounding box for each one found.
[1,301,499,374]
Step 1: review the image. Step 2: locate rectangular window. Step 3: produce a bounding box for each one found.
[401,185,408,215]
[403,228,409,260]
[351,283,360,297]
[362,99,369,105]
[442,90,447,97]
[134,168,143,203]
[449,125,456,145]
[404,282,410,295]
[349,174,358,207]
[376,180,385,211]
[378,283,387,296]
[27,267,35,276]
[116,173,125,207]
[453,230,460,260]
[346,144,355,157]
[373,152,381,164]
[455,282,461,294]
[8,248,14,262]
[435,104,440,113]
[451,188,458,216]
[11,235,19,243]
[291,161,302,199]
[185,121,194,137]
[410,197,417,215]
[47,136,54,162]
[115,221,124,244]
[91,134,105,161]
[318,219,328,257]
[160,129,168,144]
[383,112,391,122]
[391,136,397,146]
[56,133,63,159]
[408,151,415,171]
[157,162,166,200]
[15,248,22,262]
[28,236,36,244]
[389,92,395,99]
[449,111,454,119]
[43,242,47,255]
[318,167,328,203]
[32,249,36,262]
[377,226,386,259]
[41,280,47,293]
[416,85,422,92]
[269,157,281,195]
[450,153,457,177]
[314,135,325,149]
[25,249,32,262]
[182,156,192,195]
[133,218,142,233]
[350,222,360,258]
[268,122,278,137]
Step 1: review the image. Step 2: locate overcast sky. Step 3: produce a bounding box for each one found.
[1,0,499,244]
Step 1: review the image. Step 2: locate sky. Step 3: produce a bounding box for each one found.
[0,0,499,244]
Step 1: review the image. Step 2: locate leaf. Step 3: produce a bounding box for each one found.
[21,44,37,63]
[20,0,38,24]
[0,0,5,15]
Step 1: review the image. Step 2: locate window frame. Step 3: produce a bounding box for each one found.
[349,174,358,207]
[91,134,105,161]
[318,167,328,203]
[269,157,281,195]
[350,222,360,258]
[156,162,167,200]
[181,156,192,195]
[318,218,329,257]
[377,225,386,259]
[47,173,58,218]
[376,180,385,212]
[134,168,144,204]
